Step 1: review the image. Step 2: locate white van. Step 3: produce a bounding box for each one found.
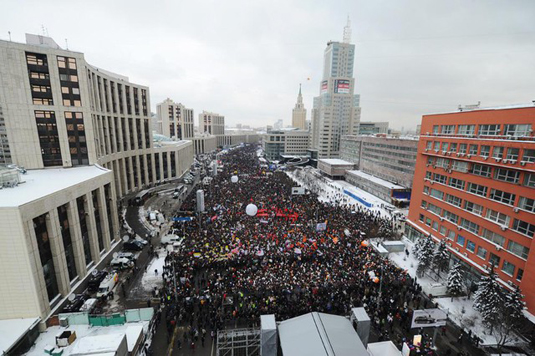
[79,298,98,313]
[97,272,119,298]
[110,257,134,270]
[161,234,181,245]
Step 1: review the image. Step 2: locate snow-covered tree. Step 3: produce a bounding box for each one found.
[415,236,435,277]
[446,263,464,301]
[473,270,504,333]
[491,286,526,349]
[432,240,450,277]
[413,236,434,261]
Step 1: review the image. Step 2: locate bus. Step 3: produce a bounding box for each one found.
[134,189,152,206]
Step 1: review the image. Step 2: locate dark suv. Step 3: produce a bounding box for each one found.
[88,270,108,292]
[123,241,144,251]
[62,294,89,313]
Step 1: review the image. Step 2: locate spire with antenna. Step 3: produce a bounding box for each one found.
[299,83,302,96]
[343,16,351,43]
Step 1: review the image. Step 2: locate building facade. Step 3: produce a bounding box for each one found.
[358,122,389,135]
[292,85,306,130]
[0,34,194,322]
[311,20,361,158]
[199,111,225,135]
[156,98,194,140]
[263,129,310,161]
[340,135,418,189]
[405,104,535,316]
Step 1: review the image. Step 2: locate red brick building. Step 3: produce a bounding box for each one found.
[405,103,535,317]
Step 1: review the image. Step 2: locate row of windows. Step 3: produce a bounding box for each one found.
[417,215,525,281]
[425,140,535,162]
[431,123,532,137]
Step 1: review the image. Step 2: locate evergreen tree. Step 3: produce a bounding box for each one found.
[432,240,450,277]
[504,286,525,326]
[446,263,464,301]
[473,270,504,333]
[415,236,435,277]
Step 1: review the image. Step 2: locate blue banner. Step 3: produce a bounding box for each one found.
[173,217,193,222]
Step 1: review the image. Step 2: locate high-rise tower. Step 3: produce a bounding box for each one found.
[292,84,307,130]
[311,18,361,158]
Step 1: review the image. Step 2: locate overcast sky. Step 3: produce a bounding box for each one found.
[2,0,535,130]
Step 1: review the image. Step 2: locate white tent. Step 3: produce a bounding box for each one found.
[260,314,277,356]
[278,312,368,356]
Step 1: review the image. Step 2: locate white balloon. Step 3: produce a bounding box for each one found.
[246,203,258,216]
[231,175,239,183]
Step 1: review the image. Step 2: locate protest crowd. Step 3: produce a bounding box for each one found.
[155,145,442,354]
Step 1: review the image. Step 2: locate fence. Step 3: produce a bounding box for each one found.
[58,307,154,327]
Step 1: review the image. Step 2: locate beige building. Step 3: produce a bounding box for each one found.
[156,98,194,140]
[199,111,225,135]
[0,34,194,324]
[292,85,307,130]
[263,129,310,161]
[311,22,361,158]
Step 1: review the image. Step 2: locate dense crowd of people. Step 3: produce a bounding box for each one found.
[154,145,441,353]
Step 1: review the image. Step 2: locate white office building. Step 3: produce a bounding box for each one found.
[156,98,195,140]
[199,111,225,135]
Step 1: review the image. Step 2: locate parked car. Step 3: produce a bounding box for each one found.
[110,257,134,270]
[87,270,108,292]
[97,272,119,298]
[116,252,137,261]
[123,241,144,251]
[62,294,88,313]
[79,298,98,313]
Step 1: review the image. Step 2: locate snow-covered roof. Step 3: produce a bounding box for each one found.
[319,158,354,166]
[0,317,40,355]
[278,312,368,356]
[70,333,125,355]
[426,102,535,116]
[346,170,405,190]
[125,325,143,352]
[0,165,111,208]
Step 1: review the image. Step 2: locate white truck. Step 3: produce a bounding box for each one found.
[97,272,119,298]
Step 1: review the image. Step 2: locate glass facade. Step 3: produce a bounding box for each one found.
[33,214,59,302]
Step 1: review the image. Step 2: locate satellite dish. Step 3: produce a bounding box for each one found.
[91,270,98,276]
[113,252,119,259]
[68,294,75,302]
[122,235,129,242]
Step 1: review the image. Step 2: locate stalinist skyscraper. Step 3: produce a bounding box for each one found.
[292,84,307,130]
[311,18,361,158]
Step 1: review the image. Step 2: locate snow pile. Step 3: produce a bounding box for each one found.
[129,249,166,299]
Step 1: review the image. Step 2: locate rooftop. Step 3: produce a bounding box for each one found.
[0,165,111,208]
[426,102,535,116]
[346,170,405,190]
[0,317,40,355]
[319,158,354,166]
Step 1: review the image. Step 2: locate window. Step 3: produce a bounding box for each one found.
[479,124,501,136]
[467,182,487,197]
[434,141,440,151]
[467,240,476,252]
[469,144,478,155]
[506,148,519,160]
[512,219,535,237]
[428,203,441,215]
[430,189,444,200]
[524,173,535,188]
[494,168,520,183]
[419,214,424,222]
[434,173,447,184]
[457,235,466,246]
[425,171,432,180]
[433,125,439,134]
[432,221,439,231]
[504,124,531,137]
[446,194,462,207]
[423,186,430,196]
[442,142,449,151]
[471,164,491,177]
[489,189,516,206]
[486,209,510,226]
[480,145,490,157]
[426,141,432,150]
[441,125,455,134]
[464,200,484,215]
[522,149,535,163]
[459,144,467,154]
[436,158,449,169]
[450,143,458,152]
[449,178,465,190]
[492,146,504,159]
[426,218,432,227]
[443,210,459,224]
[476,246,488,260]
[421,200,427,208]
[461,218,480,234]
[518,196,535,212]
[489,253,500,267]
[458,125,475,135]
[481,228,506,246]
[502,260,515,276]
[507,241,530,259]
[452,161,469,173]
[440,226,447,236]
[447,230,456,241]
[517,269,523,281]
